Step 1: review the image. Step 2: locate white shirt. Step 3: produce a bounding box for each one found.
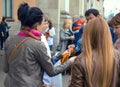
[41,34,52,85]
[41,34,51,57]
[47,27,55,45]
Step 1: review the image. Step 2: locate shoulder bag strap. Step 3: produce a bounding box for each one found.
[8,37,31,64]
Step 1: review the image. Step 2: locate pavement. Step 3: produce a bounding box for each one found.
[0,50,70,87]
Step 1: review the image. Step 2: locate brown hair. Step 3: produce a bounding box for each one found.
[109,12,120,26]
[82,17,114,87]
[48,19,53,29]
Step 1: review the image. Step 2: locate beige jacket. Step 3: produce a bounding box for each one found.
[4,35,71,87]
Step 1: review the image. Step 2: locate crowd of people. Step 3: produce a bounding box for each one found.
[2,2,120,87]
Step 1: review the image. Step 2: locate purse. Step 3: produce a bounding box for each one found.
[8,37,31,64]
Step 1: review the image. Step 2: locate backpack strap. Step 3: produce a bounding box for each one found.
[8,37,31,64]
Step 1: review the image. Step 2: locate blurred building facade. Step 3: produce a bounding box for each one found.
[0,0,104,48]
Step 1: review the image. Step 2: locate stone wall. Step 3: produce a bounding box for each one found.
[8,22,21,36]
[37,0,60,51]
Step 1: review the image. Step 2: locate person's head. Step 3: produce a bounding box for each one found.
[63,19,72,29]
[109,13,120,38]
[17,3,47,33]
[85,9,100,23]
[72,15,80,23]
[2,17,6,22]
[82,17,114,87]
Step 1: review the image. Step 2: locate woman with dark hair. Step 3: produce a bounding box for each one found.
[1,17,10,40]
[69,17,120,87]
[0,17,10,50]
[4,3,76,87]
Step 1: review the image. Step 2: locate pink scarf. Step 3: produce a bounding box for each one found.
[18,28,41,40]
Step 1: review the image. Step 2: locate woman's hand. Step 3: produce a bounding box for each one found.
[70,36,74,40]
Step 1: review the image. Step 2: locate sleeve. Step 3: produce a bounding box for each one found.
[51,52,63,64]
[0,24,1,32]
[69,58,86,87]
[0,25,2,36]
[60,28,71,40]
[35,42,72,77]
[0,24,3,32]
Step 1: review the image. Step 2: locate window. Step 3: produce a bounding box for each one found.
[2,0,13,18]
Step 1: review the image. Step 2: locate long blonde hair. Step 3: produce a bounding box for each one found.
[82,17,114,87]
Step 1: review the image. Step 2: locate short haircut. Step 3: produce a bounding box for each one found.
[109,12,120,26]
[85,9,99,17]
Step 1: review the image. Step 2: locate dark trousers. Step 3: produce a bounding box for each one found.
[0,36,5,49]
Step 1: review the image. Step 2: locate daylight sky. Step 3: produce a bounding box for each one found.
[103,0,120,18]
